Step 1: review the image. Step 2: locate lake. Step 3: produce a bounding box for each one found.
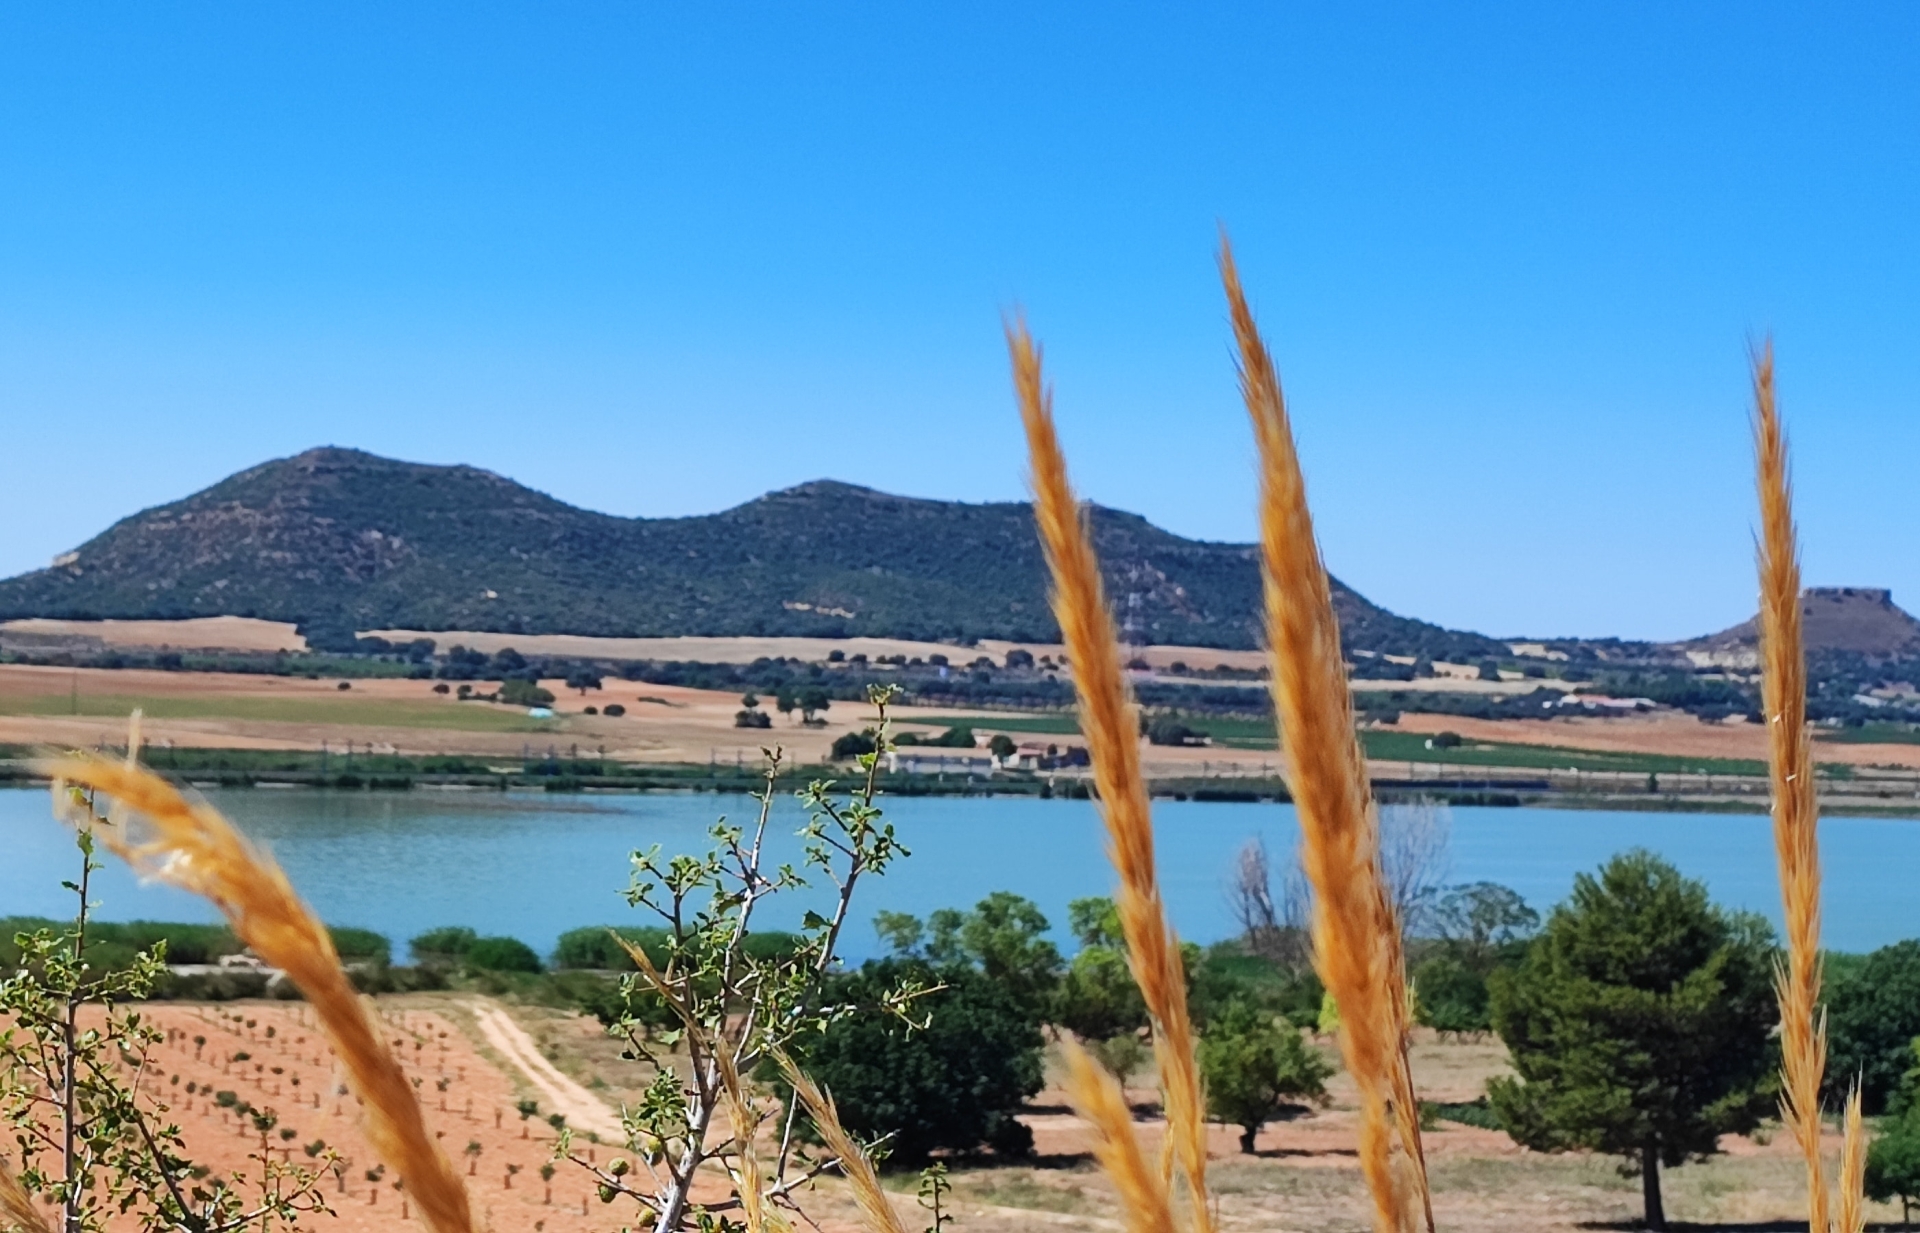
[4,786,1919,961]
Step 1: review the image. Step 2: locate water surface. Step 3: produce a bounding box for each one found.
[4,787,1918,960]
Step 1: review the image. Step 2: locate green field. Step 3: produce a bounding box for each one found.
[1818,723,1920,745]
[908,711,1801,777]
[3,693,556,733]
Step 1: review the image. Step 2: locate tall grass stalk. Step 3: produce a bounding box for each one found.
[36,756,475,1233]
[774,1055,908,1233]
[1752,341,1836,1233]
[1009,319,1213,1233]
[1220,238,1428,1233]
[1061,1039,1178,1233]
[0,1156,53,1233]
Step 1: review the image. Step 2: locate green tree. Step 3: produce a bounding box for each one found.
[1487,851,1776,1231]
[464,936,542,973]
[832,730,878,760]
[1198,1001,1332,1153]
[986,733,1017,759]
[797,686,831,724]
[1868,1124,1920,1228]
[920,892,1062,1016]
[795,959,1044,1164]
[1827,941,1920,1113]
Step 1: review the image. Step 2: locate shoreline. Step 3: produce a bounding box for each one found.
[4,764,1915,819]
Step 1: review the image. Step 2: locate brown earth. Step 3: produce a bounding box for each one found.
[24,998,1884,1233]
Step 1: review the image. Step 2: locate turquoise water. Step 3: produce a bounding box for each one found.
[4,787,1919,961]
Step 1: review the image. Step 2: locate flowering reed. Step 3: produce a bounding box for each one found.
[0,1156,52,1233]
[1060,1039,1178,1233]
[1220,238,1427,1233]
[1752,341,1837,1233]
[1010,319,1213,1233]
[775,1055,908,1233]
[35,756,475,1233]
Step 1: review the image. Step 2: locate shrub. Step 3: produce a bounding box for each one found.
[501,679,556,708]
[1145,717,1207,747]
[1411,953,1490,1034]
[831,730,877,760]
[603,703,625,717]
[410,926,477,962]
[734,709,772,729]
[1199,1000,1332,1153]
[795,959,1043,1165]
[464,936,543,973]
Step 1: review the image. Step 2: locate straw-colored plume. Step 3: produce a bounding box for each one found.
[1836,1085,1865,1233]
[1009,319,1213,1233]
[716,1043,789,1233]
[0,1156,53,1233]
[35,756,475,1233]
[1219,239,1426,1233]
[774,1055,907,1233]
[1061,1039,1178,1233]
[1752,341,1831,1233]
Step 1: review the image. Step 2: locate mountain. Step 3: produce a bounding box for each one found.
[0,447,1502,657]
[1684,587,1920,663]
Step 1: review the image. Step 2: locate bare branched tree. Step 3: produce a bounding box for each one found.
[1378,797,1452,939]
[1228,835,1311,971]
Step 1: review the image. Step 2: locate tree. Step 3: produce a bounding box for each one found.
[464,936,542,973]
[1433,882,1539,972]
[1868,1122,1920,1229]
[795,959,1044,1165]
[986,733,1017,759]
[831,730,877,760]
[1827,941,1920,1112]
[1378,798,1451,937]
[1227,836,1311,971]
[566,671,603,696]
[1198,1001,1332,1153]
[917,892,1062,1016]
[1487,851,1776,1231]
[797,686,831,724]
[557,687,921,1230]
[1004,648,1035,669]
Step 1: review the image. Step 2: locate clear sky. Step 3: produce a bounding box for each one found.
[3,5,1915,642]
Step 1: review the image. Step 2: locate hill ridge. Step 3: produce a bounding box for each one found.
[0,446,1500,657]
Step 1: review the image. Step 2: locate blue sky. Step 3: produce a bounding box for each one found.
[3,4,1916,641]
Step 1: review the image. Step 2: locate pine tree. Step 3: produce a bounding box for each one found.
[1487,850,1776,1231]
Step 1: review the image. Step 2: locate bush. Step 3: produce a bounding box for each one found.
[1412,953,1490,1034]
[500,679,556,708]
[552,926,670,970]
[464,936,543,973]
[734,709,772,729]
[1199,1000,1332,1153]
[831,730,877,760]
[603,703,626,717]
[794,959,1043,1165]
[410,926,477,962]
[1145,717,1207,747]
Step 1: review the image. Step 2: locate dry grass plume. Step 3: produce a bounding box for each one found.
[1752,340,1832,1233]
[35,756,475,1233]
[1220,238,1427,1233]
[1836,1086,1865,1233]
[1061,1039,1178,1233]
[0,1157,52,1233]
[774,1055,907,1233]
[1009,319,1213,1233]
